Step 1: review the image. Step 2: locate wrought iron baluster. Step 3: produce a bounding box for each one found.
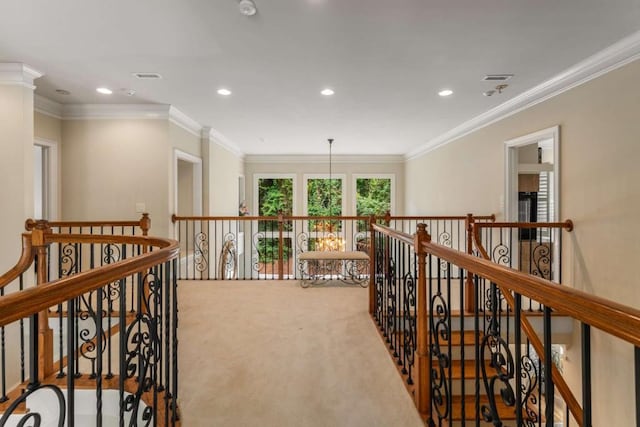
[543,307,554,427]
[582,323,592,427]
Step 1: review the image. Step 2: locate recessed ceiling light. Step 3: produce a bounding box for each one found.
[438,89,453,97]
[321,88,334,96]
[238,0,257,16]
[217,88,232,96]
[96,87,113,95]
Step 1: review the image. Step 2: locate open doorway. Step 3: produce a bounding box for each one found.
[34,138,59,220]
[504,126,560,281]
[173,149,202,217]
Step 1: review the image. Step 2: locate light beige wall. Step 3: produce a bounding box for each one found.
[207,141,244,215]
[61,119,171,236]
[34,111,62,143]
[169,122,200,157]
[244,159,404,216]
[0,85,34,273]
[405,59,640,425]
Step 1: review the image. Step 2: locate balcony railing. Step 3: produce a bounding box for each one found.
[0,217,179,426]
[370,221,640,426]
[171,213,495,281]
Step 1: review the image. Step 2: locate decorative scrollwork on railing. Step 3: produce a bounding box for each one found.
[59,243,78,277]
[102,243,121,264]
[480,325,516,425]
[353,231,368,252]
[374,240,384,325]
[218,235,238,280]
[194,232,209,273]
[252,231,266,274]
[296,232,309,254]
[520,354,540,426]
[386,258,397,351]
[123,267,162,426]
[430,293,451,422]
[402,271,416,384]
[77,292,108,377]
[531,243,552,280]
[438,231,452,272]
[0,384,66,426]
[492,243,511,266]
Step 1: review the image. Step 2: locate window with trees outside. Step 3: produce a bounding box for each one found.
[355,176,393,232]
[255,176,294,274]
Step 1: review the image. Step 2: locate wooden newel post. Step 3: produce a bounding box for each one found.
[414,223,431,415]
[465,213,475,313]
[140,212,151,236]
[278,213,284,280]
[368,215,376,315]
[32,220,54,380]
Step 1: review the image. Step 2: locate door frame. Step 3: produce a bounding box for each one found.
[173,149,203,217]
[34,137,60,220]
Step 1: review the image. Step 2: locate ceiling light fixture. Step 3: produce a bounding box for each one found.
[217,88,232,96]
[321,88,334,96]
[438,89,453,97]
[238,0,257,16]
[96,87,113,95]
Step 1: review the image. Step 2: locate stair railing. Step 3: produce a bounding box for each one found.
[0,218,179,426]
[371,222,640,426]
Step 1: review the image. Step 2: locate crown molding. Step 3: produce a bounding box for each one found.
[406,30,640,160]
[202,126,245,159]
[244,154,404,164]
[169,106,202,137]
[62,103,171,120]
[0,63,43,90]
[34,95,63,119]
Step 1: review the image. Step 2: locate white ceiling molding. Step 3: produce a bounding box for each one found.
[203,126,245,159]
[0,63,43,89]
[406,30,640,161]
[244,154,404,164]
[34,95,63,119]
[169,106,203,137]
[62,103,171,120]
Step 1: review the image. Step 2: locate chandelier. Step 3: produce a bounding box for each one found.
[317,138,344,251]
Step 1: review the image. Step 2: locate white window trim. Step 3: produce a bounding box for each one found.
[352,173,396,217]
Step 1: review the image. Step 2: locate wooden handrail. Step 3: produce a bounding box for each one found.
[471,222,582,425]
[27,213,151,236]
[473,219,573,230]
[0,235,179,328]
[0,233,34,291]
[171,213,496,223]
[372,223,640,347]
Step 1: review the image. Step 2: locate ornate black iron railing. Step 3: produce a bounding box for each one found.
[371,221,640,427]
[171,213,495,281]
[0,218,179,426]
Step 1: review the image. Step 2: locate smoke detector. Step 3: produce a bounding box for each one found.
[238,0,257,16]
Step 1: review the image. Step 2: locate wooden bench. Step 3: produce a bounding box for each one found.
[298,250,370,288]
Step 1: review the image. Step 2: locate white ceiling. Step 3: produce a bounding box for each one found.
[1,0,639,156]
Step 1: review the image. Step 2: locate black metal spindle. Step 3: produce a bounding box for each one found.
[67,295,76,427]
[119,274,126,426]
[96,285,103,426]
[171,258,179,424]
[543,306,554,427]
[20,273,25,383]
[635,346,640,427]
[582,323,592,427]
[0,286,5,403]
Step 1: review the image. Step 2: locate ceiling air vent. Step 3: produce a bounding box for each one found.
[132,72,163,80]
[482,74,513,82]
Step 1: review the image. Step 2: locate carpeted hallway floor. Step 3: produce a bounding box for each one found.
[178,280,424,427]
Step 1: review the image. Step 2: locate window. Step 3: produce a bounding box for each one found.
[254,175,296,277]
[354,175,394,231]
[303,175,345,251]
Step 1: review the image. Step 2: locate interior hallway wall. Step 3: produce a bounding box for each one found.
[405,59,640,426]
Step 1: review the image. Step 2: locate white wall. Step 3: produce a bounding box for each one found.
[405,59,640,426]
[205,138,244,216]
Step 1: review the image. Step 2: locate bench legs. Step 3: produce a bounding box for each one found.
[298,259,369,287]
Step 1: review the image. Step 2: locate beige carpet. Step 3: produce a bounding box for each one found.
[177,280,424,427]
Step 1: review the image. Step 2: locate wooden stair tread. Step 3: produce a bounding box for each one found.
[441,330,481,346]
[449,394,518,421]
[450,359,492,380]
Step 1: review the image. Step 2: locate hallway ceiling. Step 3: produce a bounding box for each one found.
[0,0,638,156]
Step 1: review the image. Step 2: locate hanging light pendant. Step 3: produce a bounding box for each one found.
[318,138,344,251]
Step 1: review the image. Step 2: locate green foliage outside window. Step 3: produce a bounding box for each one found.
[356,178,391,231]
[307,178,342,232]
